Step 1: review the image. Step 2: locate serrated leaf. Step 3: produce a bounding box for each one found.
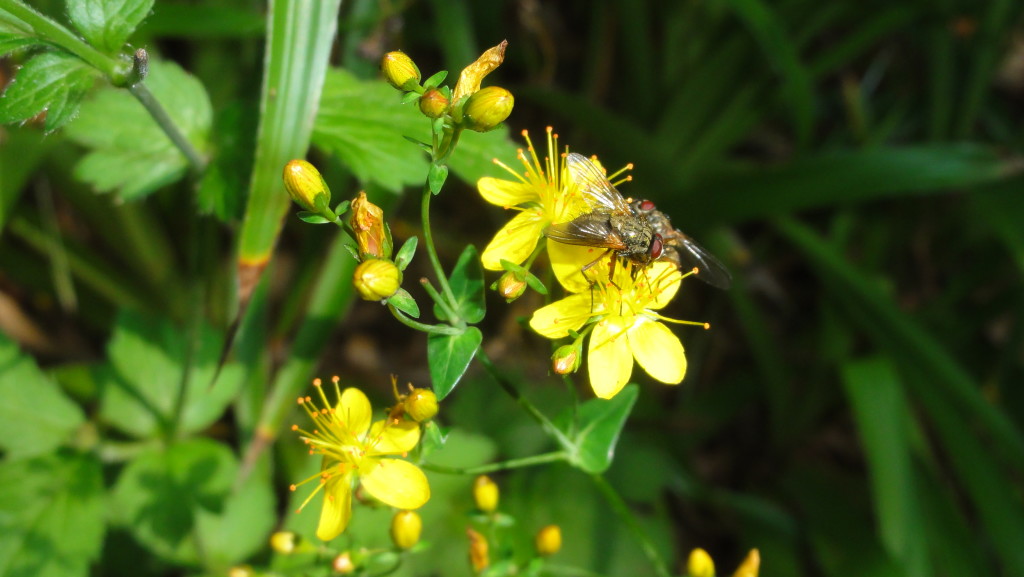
[111,438,236,564]
[568,384,638,473]
[433,244,485,323]
[389,288,420,318]
[65,58,211,200]
[0,51,98,131]
[428,162,448,194]
[67,0,154,53]
[0,333,85,460]
[0,452,105,577]
[428,327,482,400]
[99,309,244,438]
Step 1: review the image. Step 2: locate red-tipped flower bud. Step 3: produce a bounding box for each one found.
[463,86,514,132]
[495,271,527,301]
[333,552,356,574]
[354,259,402,301]
[419,88,450,118]
[551,344,581,375]
[381,51,421,91]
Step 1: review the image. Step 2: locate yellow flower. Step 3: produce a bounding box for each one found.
[529,260,693,399]
[478,127,587,271]
[291,379,430,541]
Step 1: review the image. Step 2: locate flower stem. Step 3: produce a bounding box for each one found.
[388,304,464,335]
[422,451,568,475]
[127,82,208,176]
[418,277,460,323]
[590,474,671,577]
[419,184,462,324]
[474,348,575,451]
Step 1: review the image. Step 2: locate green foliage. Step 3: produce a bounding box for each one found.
[563,385,638,474]
[0,51,98,131]
[428,327,482,400]
[434,244,486,324]
[64,58,211,199]
[67,0,154,54]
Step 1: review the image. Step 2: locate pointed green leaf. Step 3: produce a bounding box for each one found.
[433,244,485,323]
[0,52,98,131]
[569,384,638,473]
[0,452,105,577]
[428,327,482,400]
[296,211,331,224]
[111,438,236,564]
[67,0,154,53]
[423,70,448,88]
[0,33,36,56]
[65,58,211,200]
[389,288,421,318]
[0,333,85,460]
[394,236,418,271]
[428,162,448,194]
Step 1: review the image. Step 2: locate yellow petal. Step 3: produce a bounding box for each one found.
[481,210,545,270]
[360,458,431,510]
[316,471,354,541]
[629,319,686,384]
[337,387,372,436]
[529,293,593,339]
[478,177,539,207]
[587,319,633,399]
[548,239,608,293]
[644,261,683,310]
[367,418,421,455]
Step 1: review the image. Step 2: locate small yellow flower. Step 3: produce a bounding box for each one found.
[291,379,430,541]
[472,475,499,513]
[687,548,715,577]
[530,260,693,399]
[534,525,562,556]
[478,127,586,271]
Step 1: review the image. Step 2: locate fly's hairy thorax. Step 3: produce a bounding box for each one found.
[609,211,654,258]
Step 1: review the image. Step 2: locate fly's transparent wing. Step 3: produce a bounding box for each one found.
[673,234,732,290]
[565,152,631,213]
[546,215,627,250]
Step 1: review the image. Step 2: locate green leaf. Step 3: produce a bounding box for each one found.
[99,309,244,438]
[65,58,212,200]
[841,357,929,576]
[0,32,37,56]
[0,452,105,577]
[394,235,418,270]
[296,211,331,224]
[428,162,448,194]
[0,333,85,460]
[195,472,275,568]
[111,438,237,564]
[389,288,421,318]
[67,0,154,53]
[423,70,448,88]
[0,51,98,131]
[568,384,638,473]
[428,327,482,400]
[434,244,485,323]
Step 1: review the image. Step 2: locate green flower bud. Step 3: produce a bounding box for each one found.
[496,271,527,302]
[381,51,421,91]
[534,525,562,557]
[687,548,715,577]
[403,388,438,422]
[390,510,423,550]
[551,344,581,375]
[353,259,402,301]
[283,159,332,215]
[418,88,450,118]
[473,475,499,513]
[463,86,514,132]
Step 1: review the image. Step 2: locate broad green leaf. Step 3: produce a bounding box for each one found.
[428,162,448,194]
[567,384,638,473]
[99,309,244,438]
[195,472,275,569]
[0,452,105,577]
[0,333,85,460]
[67,0,154,53]
[841,357,929,576]
[65,58,211,200]
[0,51,98,131]
[111,438,236,564]
[434,244,485,323]
[428,327,482,400]
[0,33,36,56]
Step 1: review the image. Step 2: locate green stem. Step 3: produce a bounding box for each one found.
[590,474,671,577]
[418,277,460,322]
[474,348,575,451]
[0,0,124,78]
[388,304,464,335]
[127,83,207,176]
[420,184,462,324]
[422,451,568,475]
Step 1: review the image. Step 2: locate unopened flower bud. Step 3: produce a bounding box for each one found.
[496,271,527,301]
[333,551,356,574]
[381,51,421,91]
[687,548,715,577]
[463,86,514,132]
[270,531,298,554]
[351,191,393,259]
[390,510,423,550]
[551,344,581,375]
[354,259,402,301]
[534,525,562,557]
[419,88,449,118]
[227,566,253,577]
[473,475,499,513]
[732,549,760,577]
[467,527,490,572]
[283,159,332,216]
[403,388,438,422]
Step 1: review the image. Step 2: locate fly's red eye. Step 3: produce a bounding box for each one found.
[640,200,656,211]
[650,234,663,259]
